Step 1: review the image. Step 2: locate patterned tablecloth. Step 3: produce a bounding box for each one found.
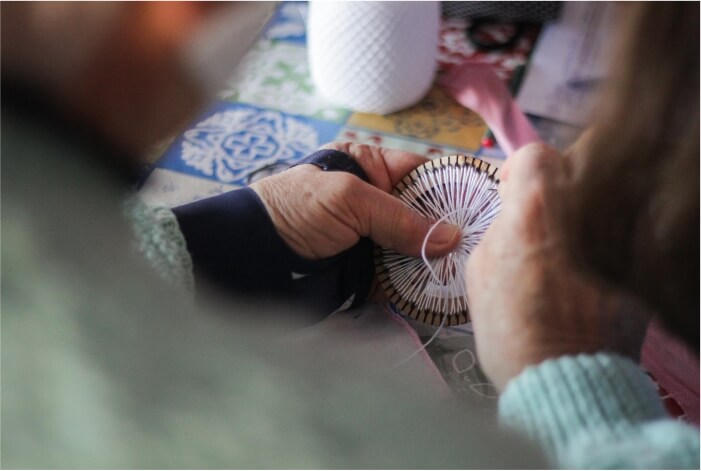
[138,2,542,406]
[139,2,544,207]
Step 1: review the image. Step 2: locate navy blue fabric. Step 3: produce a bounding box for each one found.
[292,149,369,182]
[172,187,374,321]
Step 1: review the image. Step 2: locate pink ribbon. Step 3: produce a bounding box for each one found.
[642,321,700,425]
[440,63,540,156]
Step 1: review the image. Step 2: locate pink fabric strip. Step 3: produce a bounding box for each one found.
[642,321,700,425]
[440,62,540,156]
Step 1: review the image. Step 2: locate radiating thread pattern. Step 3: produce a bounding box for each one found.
[377,156,501,325]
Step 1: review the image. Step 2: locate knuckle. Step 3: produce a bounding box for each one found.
[333,172,360,198]
[386,213,409,248]
[391,210,410,233]
[321,141,352,153]
[527,173,549,199]
[522,142,556,156]
[350,143,372,158]
[529,145,559,169]
[513,143,558,171]
[396,207,427,245]
[516,185,552,241]
[347,144,383,185]
[508,145,562,188]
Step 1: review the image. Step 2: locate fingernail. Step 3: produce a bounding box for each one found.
[428,223,460,249]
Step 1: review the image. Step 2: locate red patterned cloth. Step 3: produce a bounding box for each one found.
[437,18,540,81]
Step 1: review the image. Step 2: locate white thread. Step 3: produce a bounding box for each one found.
[392,215,459,368]
[392,304,448,368]
[420,208,471,292]
[382,158,501,369]
[380,161,500,320]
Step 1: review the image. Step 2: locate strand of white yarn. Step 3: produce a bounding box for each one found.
[383,165,500,319]
[391,209,470,368]
[388,164,500,369]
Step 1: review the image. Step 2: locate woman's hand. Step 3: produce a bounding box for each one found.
[466,143,650,392]
[250,142,461,260]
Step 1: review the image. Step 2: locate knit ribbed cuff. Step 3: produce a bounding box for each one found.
[499,353,666,456]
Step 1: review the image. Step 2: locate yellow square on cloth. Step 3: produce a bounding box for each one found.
[347,85,486,151]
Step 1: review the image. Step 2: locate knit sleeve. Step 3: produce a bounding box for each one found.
[499,353,700,469]
[124,197,195,294]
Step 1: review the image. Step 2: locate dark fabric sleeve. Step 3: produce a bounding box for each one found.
[172,187,374,321]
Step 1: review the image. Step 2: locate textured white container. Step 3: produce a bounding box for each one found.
[308,1,440,115]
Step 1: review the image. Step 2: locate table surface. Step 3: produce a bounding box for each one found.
[137,2,549,406]
[138,2,547,208]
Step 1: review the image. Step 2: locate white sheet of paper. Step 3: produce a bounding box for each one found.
[517,2,617,126]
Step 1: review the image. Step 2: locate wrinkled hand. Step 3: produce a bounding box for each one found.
[250,142,461,260]
[466,143,650,392]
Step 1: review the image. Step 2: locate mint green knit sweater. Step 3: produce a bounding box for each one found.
[133,200,700,469]
[501,354,699,468]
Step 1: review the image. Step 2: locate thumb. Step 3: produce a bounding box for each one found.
[359,186,461,258]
